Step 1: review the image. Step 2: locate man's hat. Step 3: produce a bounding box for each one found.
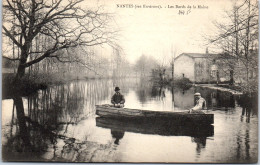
[194,93,201,96]
[115,87,120,91]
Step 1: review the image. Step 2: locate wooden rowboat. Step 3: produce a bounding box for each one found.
[95,105,214,125]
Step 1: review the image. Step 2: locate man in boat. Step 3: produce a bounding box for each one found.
[189,93,207,113]
[111,87,125,108]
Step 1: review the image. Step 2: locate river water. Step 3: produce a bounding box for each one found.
[1,78,258,163]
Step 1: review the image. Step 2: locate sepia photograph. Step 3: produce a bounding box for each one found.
[1,0,258,163]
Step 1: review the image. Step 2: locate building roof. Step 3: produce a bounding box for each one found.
[175,53,235,61]
[184,53,220,58]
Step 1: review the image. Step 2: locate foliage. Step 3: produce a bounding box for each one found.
[174,77,192,90]
[134,54,158,77]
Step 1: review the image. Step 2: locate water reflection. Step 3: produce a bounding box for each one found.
[191,137,206,156]
[2,80,115,161]
[96,117,214,137]
[1,78,258,162]
[111,130,125,145]
[136,78,168,104]
[3,96,57,161]
[130,79,252,114]
[169,86,243,111]
[96,117,214,157]
[136,79,152,104]
[27,83,85,126]
[237,93,258,123]
[131,81,240,111]
[151,85,166,100]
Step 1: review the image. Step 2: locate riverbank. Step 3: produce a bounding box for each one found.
[2,73,247,99]
[2,72,82,99]
[2,73,136,99]
[2,73,47,99]
[194,84,243,95]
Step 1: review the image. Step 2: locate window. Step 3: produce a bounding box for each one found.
[211,70,217,78]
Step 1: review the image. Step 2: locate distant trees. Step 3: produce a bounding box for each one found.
[134,54,157,77]
[208,0,258,93]
[3,0,117,82]
[111,46,132,78]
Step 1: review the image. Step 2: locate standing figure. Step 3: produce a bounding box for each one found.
[189,93,207,113]
[111,87,125,108]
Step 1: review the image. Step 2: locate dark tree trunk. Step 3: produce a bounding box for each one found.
[216,70,220,85]
[14,47,29,83]
[229,70,234,85]
[15,65,26,81]
[13,96,31,147]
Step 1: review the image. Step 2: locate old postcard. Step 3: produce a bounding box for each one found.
[2,0,258,163]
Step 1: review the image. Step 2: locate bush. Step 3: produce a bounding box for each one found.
[173,77,192,90]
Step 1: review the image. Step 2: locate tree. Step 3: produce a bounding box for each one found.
[134,54,157,77]
[170,45,178,83]
[207,0,258,93]
[3,0,117,82]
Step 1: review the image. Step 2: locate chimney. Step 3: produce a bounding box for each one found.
[206,47,209,54]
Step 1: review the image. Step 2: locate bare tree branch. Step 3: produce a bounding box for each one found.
[3,0,118,80]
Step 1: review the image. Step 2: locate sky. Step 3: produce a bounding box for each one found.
[2,0,236,65]
[92,0,234,64]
